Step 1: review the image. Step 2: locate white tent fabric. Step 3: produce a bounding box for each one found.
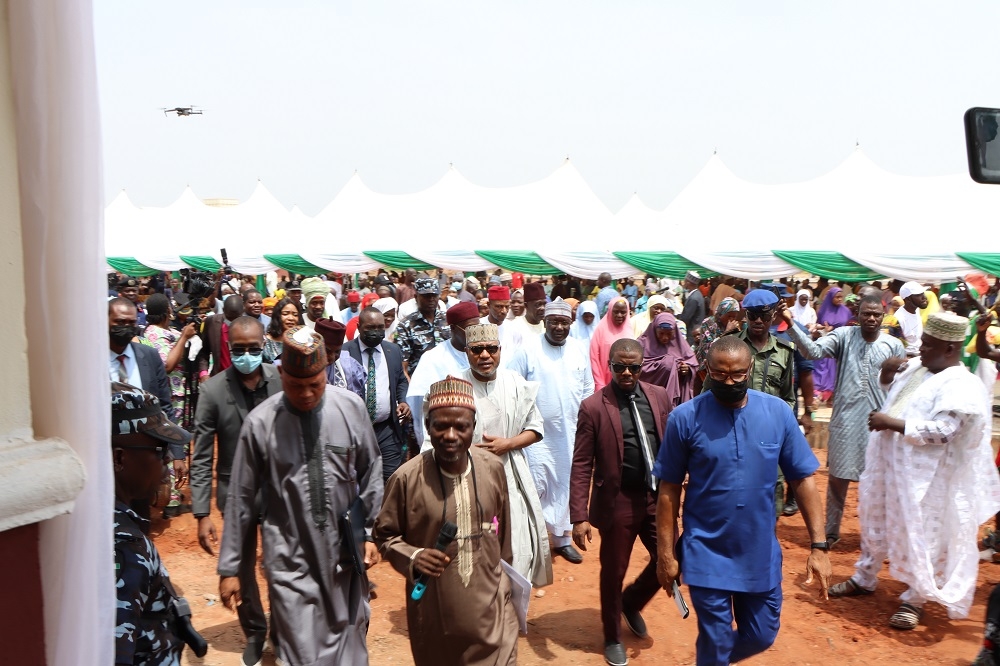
[678,251,801,281]
[539,251,638,279]
[843,253,974,283]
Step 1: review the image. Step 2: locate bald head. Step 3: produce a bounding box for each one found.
[223,295,244,321]
[707,334,752,365]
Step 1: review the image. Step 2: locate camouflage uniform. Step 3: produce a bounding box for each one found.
[394,310,450,373]
[115,500,183,665]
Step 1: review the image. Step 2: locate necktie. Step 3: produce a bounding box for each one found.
[627,393,657,493]
[219,322,232,370]
[366,347,377,422]
[116,354,128,383]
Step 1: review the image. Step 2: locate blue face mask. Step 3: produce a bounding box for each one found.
[231,351,263,375]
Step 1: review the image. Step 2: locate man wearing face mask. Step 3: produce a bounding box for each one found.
[190,316,281,666]
[197,294,244,381]
[655,335,830,665]
[345,307,411,481]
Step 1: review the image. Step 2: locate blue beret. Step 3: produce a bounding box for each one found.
[742,289,779,309]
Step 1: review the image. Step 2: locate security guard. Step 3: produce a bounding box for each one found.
[113,381,193,665]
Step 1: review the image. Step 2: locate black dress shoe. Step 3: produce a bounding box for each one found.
[622,606,648,638]
[782,498,799,516]
[553,544,583,564]
[604,642,628,666]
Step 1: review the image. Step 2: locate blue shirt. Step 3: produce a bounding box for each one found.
[595,286,620,318]
[653,390,818,593]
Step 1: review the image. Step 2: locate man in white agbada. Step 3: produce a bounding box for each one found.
[829,312,1000,630]
[482,285,524,353]
[407,304,483,446]
[509,297,594,565]
[457,323,553,588]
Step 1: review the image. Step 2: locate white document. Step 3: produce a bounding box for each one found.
[501,559,531,635]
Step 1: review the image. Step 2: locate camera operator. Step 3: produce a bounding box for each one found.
[112,381,206,665]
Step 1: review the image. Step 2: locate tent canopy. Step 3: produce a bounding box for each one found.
[105,149,1000,281]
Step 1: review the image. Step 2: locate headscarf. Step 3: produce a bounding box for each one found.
[639,313,698,405]
[920,290,941,326]
[817,287,851,328]
[790,289,817,327]
[570,300,599,344]
[631,294,671,337]
[590,297,633,392]
[373,297,399,339]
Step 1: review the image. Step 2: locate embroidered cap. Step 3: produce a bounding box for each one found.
[281,326,328,377]
[425,376,477,414]
[465,323,499,345]
[924,311,969,342]
[544,297,573,319]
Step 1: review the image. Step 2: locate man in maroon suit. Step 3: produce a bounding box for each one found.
[570,338,673,666]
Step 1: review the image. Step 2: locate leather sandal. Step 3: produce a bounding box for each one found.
[828,577,874,597]
[888,602,923,630]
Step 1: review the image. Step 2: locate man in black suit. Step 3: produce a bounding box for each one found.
[344,307,410,481]
[570,338,673,666]
[109,297,187,506]
[197,294,244,381]
[191,316,281,666]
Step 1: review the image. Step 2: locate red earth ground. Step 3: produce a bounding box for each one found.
[158,449,995,665]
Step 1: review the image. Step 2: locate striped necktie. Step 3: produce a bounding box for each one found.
[366,347,377,422]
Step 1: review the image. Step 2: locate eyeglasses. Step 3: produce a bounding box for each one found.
[468,345,500,356]
[745,309,773,321]
[230,347,264,357]
[610,362,642,374]
[707,368,750,383]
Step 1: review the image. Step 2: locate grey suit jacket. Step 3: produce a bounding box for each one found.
[190,363,282,517]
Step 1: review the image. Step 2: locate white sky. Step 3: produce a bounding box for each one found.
[94,1,1000,214]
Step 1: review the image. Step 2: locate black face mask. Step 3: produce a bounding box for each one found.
[360,331,385,348]
[709,378,749,405]
[109,325,136,346]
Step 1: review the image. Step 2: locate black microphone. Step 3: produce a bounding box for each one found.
[410,521,458,601]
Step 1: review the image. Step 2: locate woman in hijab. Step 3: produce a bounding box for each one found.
[790,289,817,330]
[814,286,852,402]
[590,297,633,392]
[693,296,743,393]
[373,297,400,341]
[570,300,599,345]
[630,294,671,338]
[639,313,698,406]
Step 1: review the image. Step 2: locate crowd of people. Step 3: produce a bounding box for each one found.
[108,265,1000,666]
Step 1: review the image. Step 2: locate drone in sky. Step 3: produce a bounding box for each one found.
[162,106,202,117]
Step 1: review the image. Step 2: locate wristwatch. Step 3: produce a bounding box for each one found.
[810,541,829,551]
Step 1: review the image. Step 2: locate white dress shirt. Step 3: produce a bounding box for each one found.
[360,341,391,423]
[109,344,142,387]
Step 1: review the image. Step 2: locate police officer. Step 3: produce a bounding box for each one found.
[113,381,192,665]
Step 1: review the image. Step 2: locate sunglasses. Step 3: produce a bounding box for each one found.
[745,309,773,321]
[468,345,500,356]
[610,362,642,374]
[230,347,264,357]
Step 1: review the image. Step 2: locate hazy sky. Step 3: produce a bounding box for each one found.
[94,1,1000,214]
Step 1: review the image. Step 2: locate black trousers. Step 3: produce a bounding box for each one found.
[373,419,404,482]
[217,476,267,641]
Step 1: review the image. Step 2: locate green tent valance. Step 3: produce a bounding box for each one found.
[612,252,714,280]
[474,251,560,275]
[772,251,885,282]
[957,253,1000,277]
[179,255,222,272]
[263,254,330,276]
[106,257,159,276]
[361,251,435,271]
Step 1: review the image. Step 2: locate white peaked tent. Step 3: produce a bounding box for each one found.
[105,149,1000,281]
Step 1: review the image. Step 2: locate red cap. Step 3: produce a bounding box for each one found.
[347,291,361,303]
[487,285,511,301]
[446,301,481,325]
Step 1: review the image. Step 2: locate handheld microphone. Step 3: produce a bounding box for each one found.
[410,521,458,601]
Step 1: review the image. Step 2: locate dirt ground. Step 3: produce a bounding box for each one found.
[158,449,996,665]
